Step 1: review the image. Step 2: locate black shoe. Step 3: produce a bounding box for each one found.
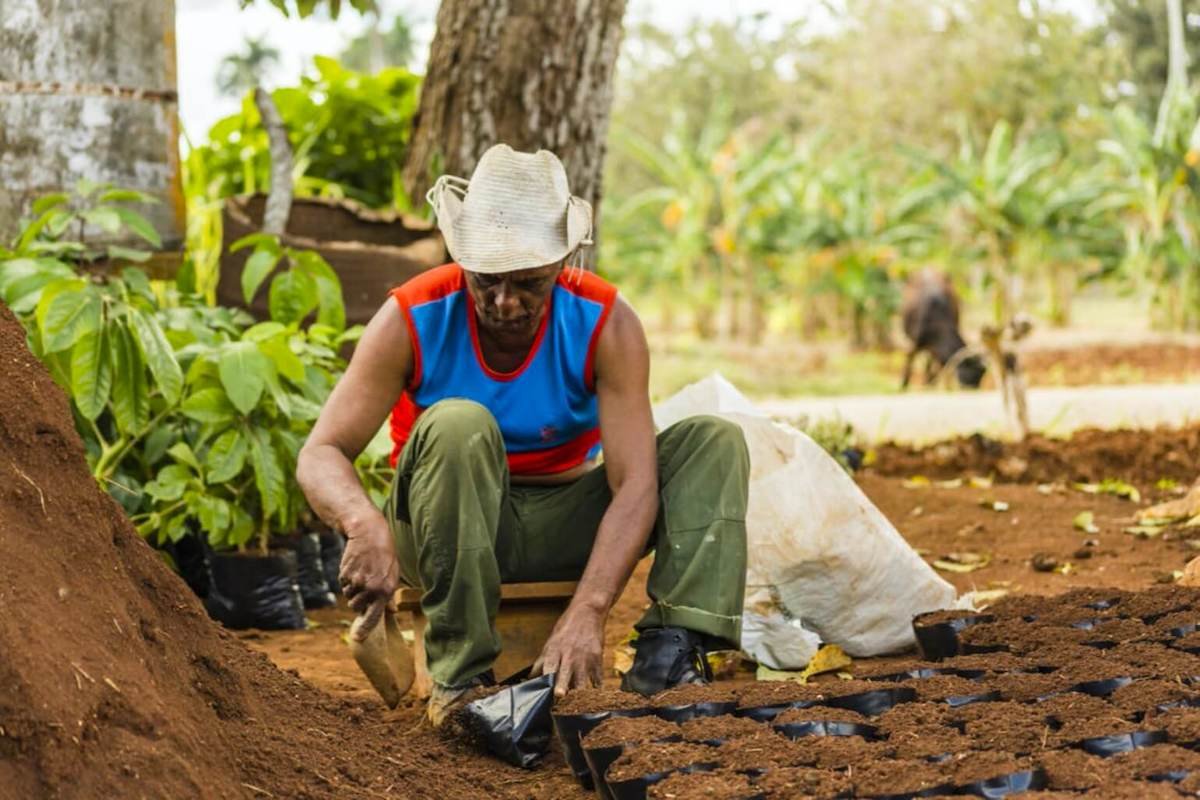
[620,627,712,697]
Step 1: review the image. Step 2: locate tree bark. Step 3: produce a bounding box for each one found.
[402,0,628,224]
[0,0,183,249]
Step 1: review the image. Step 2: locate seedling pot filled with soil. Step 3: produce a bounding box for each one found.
[605,741,717,800]
[581,715,681,800]
[645,770,761,800]
[553,688,652,788]
[912,611,995,660]
[649,684,738,723]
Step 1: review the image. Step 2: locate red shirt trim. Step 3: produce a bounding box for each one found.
[466,289,553,382]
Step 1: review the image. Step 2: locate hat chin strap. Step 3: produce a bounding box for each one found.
[425,174,469,213]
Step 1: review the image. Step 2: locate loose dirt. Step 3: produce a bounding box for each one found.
[0,304,579,800]
[868,425,1200,486]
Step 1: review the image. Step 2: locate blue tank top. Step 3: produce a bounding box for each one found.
[388,263,618,475]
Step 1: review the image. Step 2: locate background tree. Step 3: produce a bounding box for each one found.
[798,0,1119,159]
[216,36,283,98]
[401,0,629,217]
[1099,0,1200,120]
[340,13,416,72]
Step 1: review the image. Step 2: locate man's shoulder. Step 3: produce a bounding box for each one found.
[391,263,465,308]
[557,268,618,307]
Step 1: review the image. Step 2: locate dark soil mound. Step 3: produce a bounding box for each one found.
[0,304,490,799]
[868,425,1200,487]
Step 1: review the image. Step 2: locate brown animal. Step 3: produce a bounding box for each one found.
[900,270,986,389]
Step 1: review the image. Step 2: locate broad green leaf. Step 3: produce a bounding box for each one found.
[120,267,155,302]
[230,232,281,253]
[263,368,293,419]
[294,249,345,332]
[70,328,113,421]
[248,426,286,521]
[98,188,158,204]
[0,258,74,306]
[167,442,202,472]
[205,429,249,483]
[42,285,101,353]
[225,504,256,548]
[181,387,237,424]
[143,425,175,467]
[114,207,162,248]
[260,336,306,383]
[107,245,152,263]
[243,321,287,342]
[241,248,280,303]
[164,513,190,543]
[218,341,271,414]
[31,192,70,215]
[16,207,72,251]
[110,325,149,433]
[144,463,191,502]
[82,206,122,234]
[268,268,319,325]
[196,495,233,537]
[129,309,183,404]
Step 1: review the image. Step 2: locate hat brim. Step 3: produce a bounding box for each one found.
[430,180,593,275]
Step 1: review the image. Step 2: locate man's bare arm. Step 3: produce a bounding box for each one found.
[533,297,658,694]
[297,300,412,624]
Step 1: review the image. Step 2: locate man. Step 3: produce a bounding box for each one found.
[297,144,749,725]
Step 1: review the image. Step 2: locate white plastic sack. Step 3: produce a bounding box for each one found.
[654,374,958,668]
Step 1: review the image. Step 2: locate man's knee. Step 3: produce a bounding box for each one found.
[412,399,502,452]
[664,415,748,465]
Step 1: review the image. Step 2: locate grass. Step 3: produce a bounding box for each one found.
[647,336,903,402]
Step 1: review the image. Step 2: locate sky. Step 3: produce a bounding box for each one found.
[175,0,1101,140]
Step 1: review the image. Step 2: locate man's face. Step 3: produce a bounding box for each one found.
[464,261,563,343]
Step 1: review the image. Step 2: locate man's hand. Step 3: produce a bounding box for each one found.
[339,519,400,638]
[532,602,606,697]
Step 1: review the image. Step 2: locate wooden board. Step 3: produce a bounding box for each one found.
[394,580,577,611]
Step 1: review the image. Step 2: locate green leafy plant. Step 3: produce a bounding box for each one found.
[2,186,370,556]
[0,183,182,487]
[193,57,421,209]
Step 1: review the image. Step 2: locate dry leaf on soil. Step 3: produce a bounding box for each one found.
[1073,511,1100,534]
[755,644,852,683]
[1074,479,1141,503]
[932,552,992,573]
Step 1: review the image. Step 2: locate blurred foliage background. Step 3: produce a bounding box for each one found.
[184,0,1200,398]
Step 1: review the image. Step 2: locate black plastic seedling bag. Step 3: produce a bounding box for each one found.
[205,551,307,630]
[463,671,555,769]
[319,530,345,596]
[292,532,336,609]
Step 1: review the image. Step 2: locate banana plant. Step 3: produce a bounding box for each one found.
[923,119,1065,325]
[606,109,809,342]
[1098,7,1200,332]
[793,150,949,347]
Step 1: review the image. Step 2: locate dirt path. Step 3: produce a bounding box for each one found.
[760,382,1200,444]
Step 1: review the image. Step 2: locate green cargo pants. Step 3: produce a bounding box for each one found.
[384,399,749,688]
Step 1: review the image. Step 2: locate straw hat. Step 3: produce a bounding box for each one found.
[425,144,594,274]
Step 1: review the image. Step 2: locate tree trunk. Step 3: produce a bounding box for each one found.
[0,0,183,249]
[402,0,627,224]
